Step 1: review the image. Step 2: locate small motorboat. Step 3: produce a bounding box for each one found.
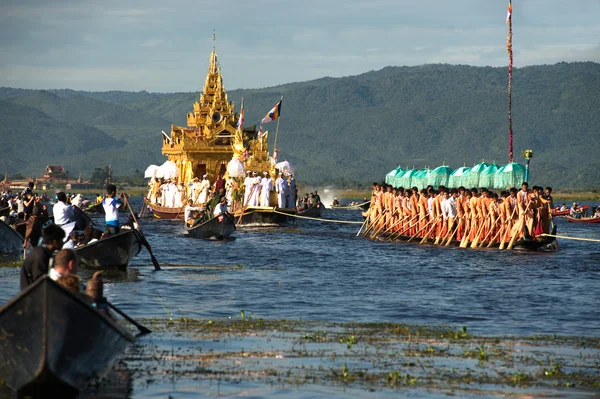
[552,205,588,216]
[0,218,23,253]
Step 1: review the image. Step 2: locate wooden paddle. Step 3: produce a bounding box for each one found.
[417,215,441,244]
[479,214,499,248]
[124,195,161,271]
[507,202,532,250]
[237,183,259,225]
[389,215,419,240]
[470,218,487,248]
[362,212,385,237]
[356,212,370,236]
[444,218,462,246]
[106,301,152,336]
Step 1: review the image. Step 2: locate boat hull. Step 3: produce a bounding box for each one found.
[75,230,142,269]
[235,206,295,226]
[565,215,600,223]
[0,276,134,397]
[552,205,588,216]
[145,199,184,220]
[298,202,323,218]
[0,219,23,253]
[186,214,236,240]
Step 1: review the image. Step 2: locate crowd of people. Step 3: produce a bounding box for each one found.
[364,181,556,245]
[148,171,299,211]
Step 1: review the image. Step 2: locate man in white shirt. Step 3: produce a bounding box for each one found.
[213,197,228,217]
[53,192,75,227]
[197,175,211,204]
[184,199,201,226]
[260,172,273,207]
[49,248,78,282]
[249,172,261,206]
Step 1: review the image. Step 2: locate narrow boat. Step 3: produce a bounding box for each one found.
[358,201,371,211]
[0,218,23,253]
[74,229,142,269]
[84,201,104,214]
[298,202,323,218]
[377,225,557,251]
[565,215,600,223]
[235,206,295,226]
[552,205,588,216]
[186,213,236,239]
[0,276,135,398]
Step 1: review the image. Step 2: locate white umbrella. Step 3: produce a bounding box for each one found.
[227,158,246,178]
[275,160,293,175]
[157,160,179,179]
[144,164,160,178]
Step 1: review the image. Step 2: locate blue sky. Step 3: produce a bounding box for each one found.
[1,0,599,92]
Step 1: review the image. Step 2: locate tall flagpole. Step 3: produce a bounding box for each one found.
[273,96,283,150]
[507,0,514,163]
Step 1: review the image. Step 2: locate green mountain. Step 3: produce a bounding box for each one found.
[1,61,599,188]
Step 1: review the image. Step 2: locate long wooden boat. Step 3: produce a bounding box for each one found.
[0,218,23,253]
[298,202,323,218]
[0,276,135,397]
[75,229,142,269]
[377,225,557,251]
[552,205,588,216]
[145,198,184,220]
[565,215,600,223]
[186,213,236,239]
[234,206,296,226]
[84,201,104,214]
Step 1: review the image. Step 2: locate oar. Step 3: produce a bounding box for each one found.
[237,184,258,225]
[479,214,499,248]
[444,218,462,246]
[390,214,419,240]
[106,301,152,336]
[356,213,370,236]
[125,196,161,271]
[507,202,532,250]
[362,211,385,237]
[499,204,518,249]
[470,218,486,248]
[433,217,448,245]
[420,214,442,244]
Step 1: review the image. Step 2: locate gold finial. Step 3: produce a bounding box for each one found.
[213,30,216,46]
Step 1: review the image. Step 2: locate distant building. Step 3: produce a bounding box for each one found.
[44,165,67,178]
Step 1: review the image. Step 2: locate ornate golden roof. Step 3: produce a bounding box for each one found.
[160,40,274,183]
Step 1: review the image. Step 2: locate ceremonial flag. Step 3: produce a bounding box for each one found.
[261,99,282,125]
[506,1,512,23]
[237,108,244,130]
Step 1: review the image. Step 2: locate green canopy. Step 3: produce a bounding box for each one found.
[411,168,431,190]
[429,165,453,187]
[397,168,418,188]
[385,166,404,185]
[479,163,498,188]
[448,166,471,188]
[493,162,526,189]
[464,161,489,188]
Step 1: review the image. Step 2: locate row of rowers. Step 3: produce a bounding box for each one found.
[366,182,554,242]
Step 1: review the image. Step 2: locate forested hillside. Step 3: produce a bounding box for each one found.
[1,61,598,188]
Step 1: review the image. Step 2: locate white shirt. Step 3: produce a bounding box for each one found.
[213,202,227,216]
[445,197,457,218]
[49,268,63,281]
[53,201,74,226]
[184,204,200,222]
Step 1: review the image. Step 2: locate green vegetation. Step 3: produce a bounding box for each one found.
[1,61,599,188]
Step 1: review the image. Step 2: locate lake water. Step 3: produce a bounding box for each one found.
[1,196,599,398]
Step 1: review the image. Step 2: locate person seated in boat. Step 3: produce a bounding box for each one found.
[62,231,80,249]
[56,274,82,294]
[332,198,340,207]
[20,224,66,291]
[213,196,229,218]
[296,197,305,211]
[560,204,567,211]
[313,191,321,207]
[594,207,600,218]
[190,209,208,227]
[85,271,115,318]
[205,191,221,215]
[53,192,75,228]
[570,202,582,217]
[87,229,104,244]
[184,199,202,226]
[49,249,79,282]
[102,184,124,235]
